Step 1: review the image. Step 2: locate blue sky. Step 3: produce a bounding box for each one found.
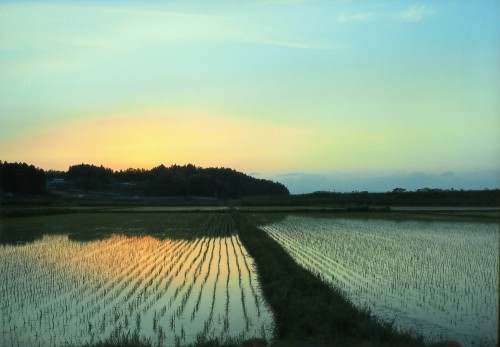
[1,1,499,192]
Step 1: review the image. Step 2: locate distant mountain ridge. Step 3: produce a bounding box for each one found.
[0,161,290,198]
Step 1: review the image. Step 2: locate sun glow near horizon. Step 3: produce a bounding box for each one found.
[1,103,498,176]
[0,108,318,173]
[1,1,499,188]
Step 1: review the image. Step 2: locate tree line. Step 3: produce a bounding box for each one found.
[237,189,499,207]
[0,161,46,195]
[12,162,289,198]
[305,189,499,206]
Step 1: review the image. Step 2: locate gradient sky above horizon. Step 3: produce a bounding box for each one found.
[1,1,499,191]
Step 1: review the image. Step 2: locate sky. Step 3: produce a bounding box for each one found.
[1,1,499,193]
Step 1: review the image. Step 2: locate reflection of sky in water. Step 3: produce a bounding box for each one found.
[0,234,274,347]
[263,217,499,347]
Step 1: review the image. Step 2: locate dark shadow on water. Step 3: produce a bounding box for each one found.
[0,213,238,245]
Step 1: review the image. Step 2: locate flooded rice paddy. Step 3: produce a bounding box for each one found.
[0,214,273,347]
[261,216,499,347]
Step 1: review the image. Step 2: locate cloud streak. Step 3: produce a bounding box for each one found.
[338,12,375,23]
[395,5,435,23]
[244,35,340,50]
[337,5,436,24]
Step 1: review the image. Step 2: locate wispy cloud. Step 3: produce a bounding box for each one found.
[338,12,375,23]
[395,5,435,23]
[57,3,332,51]
[245,36,340,50]
[337,5,436,25]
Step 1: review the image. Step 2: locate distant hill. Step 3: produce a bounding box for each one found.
[37,163,289,198]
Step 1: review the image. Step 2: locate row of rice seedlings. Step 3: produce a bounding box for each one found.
[114,215,270,342]
[75,237,179,322]
[148,228,244,346]
[1,235,129,314]
[231,235,250,331]
[0,214,274,347]
[115,239,186,312]
[0,236,128,326]
[92,238,197,331]
[229,223,272,341]
[157,238,209,320]
[233,235,263,318]
[189,215,272,343]
[268,218,498,312]
[228,213,270,338]
[191,237,217,321]
[167,238,209,323]
[260,216,498,346]
[2,237,173,324]
[206,238,223,334]
[184,236,223,342]
[70,237,178,327]
[224,237,231,332]
[4,237,104,346]
[1,234,190,345]
[265,225,372,293]
[148,237,212,318]
[83,237,186,337]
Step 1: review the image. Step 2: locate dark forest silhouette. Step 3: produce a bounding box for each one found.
[1,162,289,198]
[237,189,499,207]
[0,161,46,195]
